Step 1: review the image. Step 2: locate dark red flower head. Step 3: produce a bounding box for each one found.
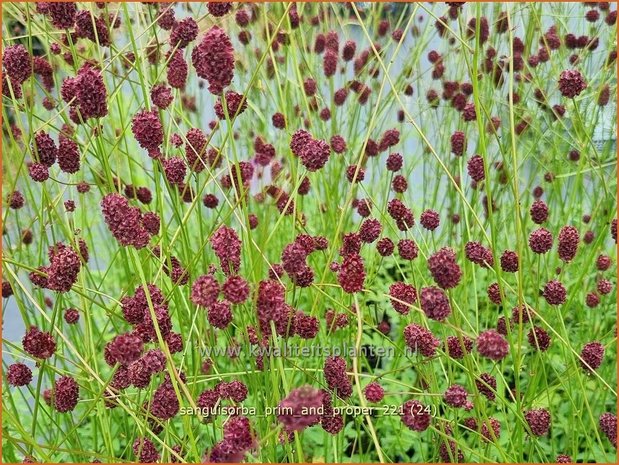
[210,225,242,275]
[53,375,79,413]
[558,69,587,98]
[542,280,566,305]
[277,385,323,432]
[420,286,452,321]
[404,323,440,357]
[524,408,551,436]
[389,282,417,314]
[476,329,509,360]
[580,341,604,372]
[192,26,235,95]
[100,194,153,249]
[402,400,431,431]
[557,225,579,262]
[131,110,163,155]
[428,247,462,289]
[3,44,32,84]
[7,363,33,387]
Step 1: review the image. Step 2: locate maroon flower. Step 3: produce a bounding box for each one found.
[235,9,250,27]
[337,253,365,293]
[364,382,384,403]
[580,341,604,372]
[131,110,163,155]
[192,26,235,95]
[404,323,440,357]
[3,44,32,84]
[293,311,319,339]
[167,50,188,89]
[64,308,80,324]
[465,241,494,268]
[342,40,356,61]
[163,157,187,185]
[467,155,485,182]
[450,131,466,156]
[476,329,509,360]
[277,385,323,432]
[420,286,452,321]
[596,254,612,271]
[272,112,286,129]
[398,239,418,260]
[599,413,617,447]
[303,78,317,96]
[53,375,79,412]
[529,228,553,254]
[330,135,347,153]
[203,194,219,209]
[208,300,233,329]
[462,102,477,121]
[28,163,49,182]
[150,83,173,109]
[401,400,431,431]
[73,64,108,120]
[346,165,365,183]
[142,349,166,374]
[511,304,535,325]
[475,372,496,401]
[300,137,331,172]
[157,5,176,30]
[58,135,80,173]
[377,237,394,256]
[444,384,468,407]
[133,438,159,463]
[420,210,440,231]
[39,242,81,293]
[75,11,110,46]
[524,408,551,436]
[324,356,352,398]
[427,247,462,289]
[170,17,198,48]
[527,326,551,351]
[214,91,247,120]
[32,131,57,167]
[389,282,417,315]
[100,193,152,249]
[558,69,587,98]
[386,153,403,171]
[208,2,232,17]
[7,363,33,387]
[598,279,612,295]
[223,276,250,304]
[585,292,600,308]
[542,280,566,305]
[150,380,180,420]
[500,250,519,272]
[323,49,338,77]
[210,225,242,275]
[480,417,501,442]
[379,129,400,151]
[7,191,25,209]
[557,225,579,262]
[107,333,143,365]
[2,75,22,99]
[44,2,78,29]
[359,218,382,243]
[445,335,473,359]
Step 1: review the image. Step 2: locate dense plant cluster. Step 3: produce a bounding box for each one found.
[2,2,617,463]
